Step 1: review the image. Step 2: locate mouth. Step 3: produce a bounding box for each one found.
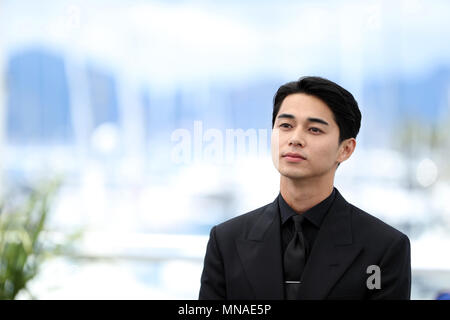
[282,152,307,162]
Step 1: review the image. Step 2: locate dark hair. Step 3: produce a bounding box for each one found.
[272,76,361,144]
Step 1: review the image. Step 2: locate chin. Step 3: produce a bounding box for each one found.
[279,167,310,180]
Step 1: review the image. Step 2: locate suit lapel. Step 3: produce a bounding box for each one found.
[298,189,362,299]
[235,197,285,299]
[235,189,362,300]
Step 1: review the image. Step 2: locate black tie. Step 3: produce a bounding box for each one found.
[284,214,306,300]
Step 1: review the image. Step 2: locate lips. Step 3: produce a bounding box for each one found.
[282,152,306,160]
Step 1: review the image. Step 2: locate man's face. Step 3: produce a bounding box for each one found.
[271,93,347,181]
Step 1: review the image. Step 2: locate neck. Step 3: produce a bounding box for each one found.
[280,174,334,214]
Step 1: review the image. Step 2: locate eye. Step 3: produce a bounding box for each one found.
[279,123,292,129]
[309,127,322,134]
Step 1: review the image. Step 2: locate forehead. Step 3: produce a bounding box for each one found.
[278,93,335,122]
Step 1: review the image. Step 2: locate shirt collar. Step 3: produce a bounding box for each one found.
[278,187,336,228]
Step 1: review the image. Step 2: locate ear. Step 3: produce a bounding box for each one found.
[337,138,356,163]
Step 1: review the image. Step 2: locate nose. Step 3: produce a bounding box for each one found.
[288,129,305,147]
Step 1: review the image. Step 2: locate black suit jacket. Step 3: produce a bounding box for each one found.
[199,188,411,300]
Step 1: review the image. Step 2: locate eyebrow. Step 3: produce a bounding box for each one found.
[277,113,329,126]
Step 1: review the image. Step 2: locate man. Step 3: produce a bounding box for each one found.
[199,76,411,300]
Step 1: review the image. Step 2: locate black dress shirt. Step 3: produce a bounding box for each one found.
[278,187,337,263]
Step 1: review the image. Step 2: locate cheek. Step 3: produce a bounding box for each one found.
[311,140,340,163]
[271,130,281,165]
[271,129,282,150]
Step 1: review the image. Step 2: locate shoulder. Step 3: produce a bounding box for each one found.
[216,201,272,231]
[349,202,409,244]
[212,199,276,239]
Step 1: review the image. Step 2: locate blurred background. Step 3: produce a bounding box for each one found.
[0,0,450,299]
